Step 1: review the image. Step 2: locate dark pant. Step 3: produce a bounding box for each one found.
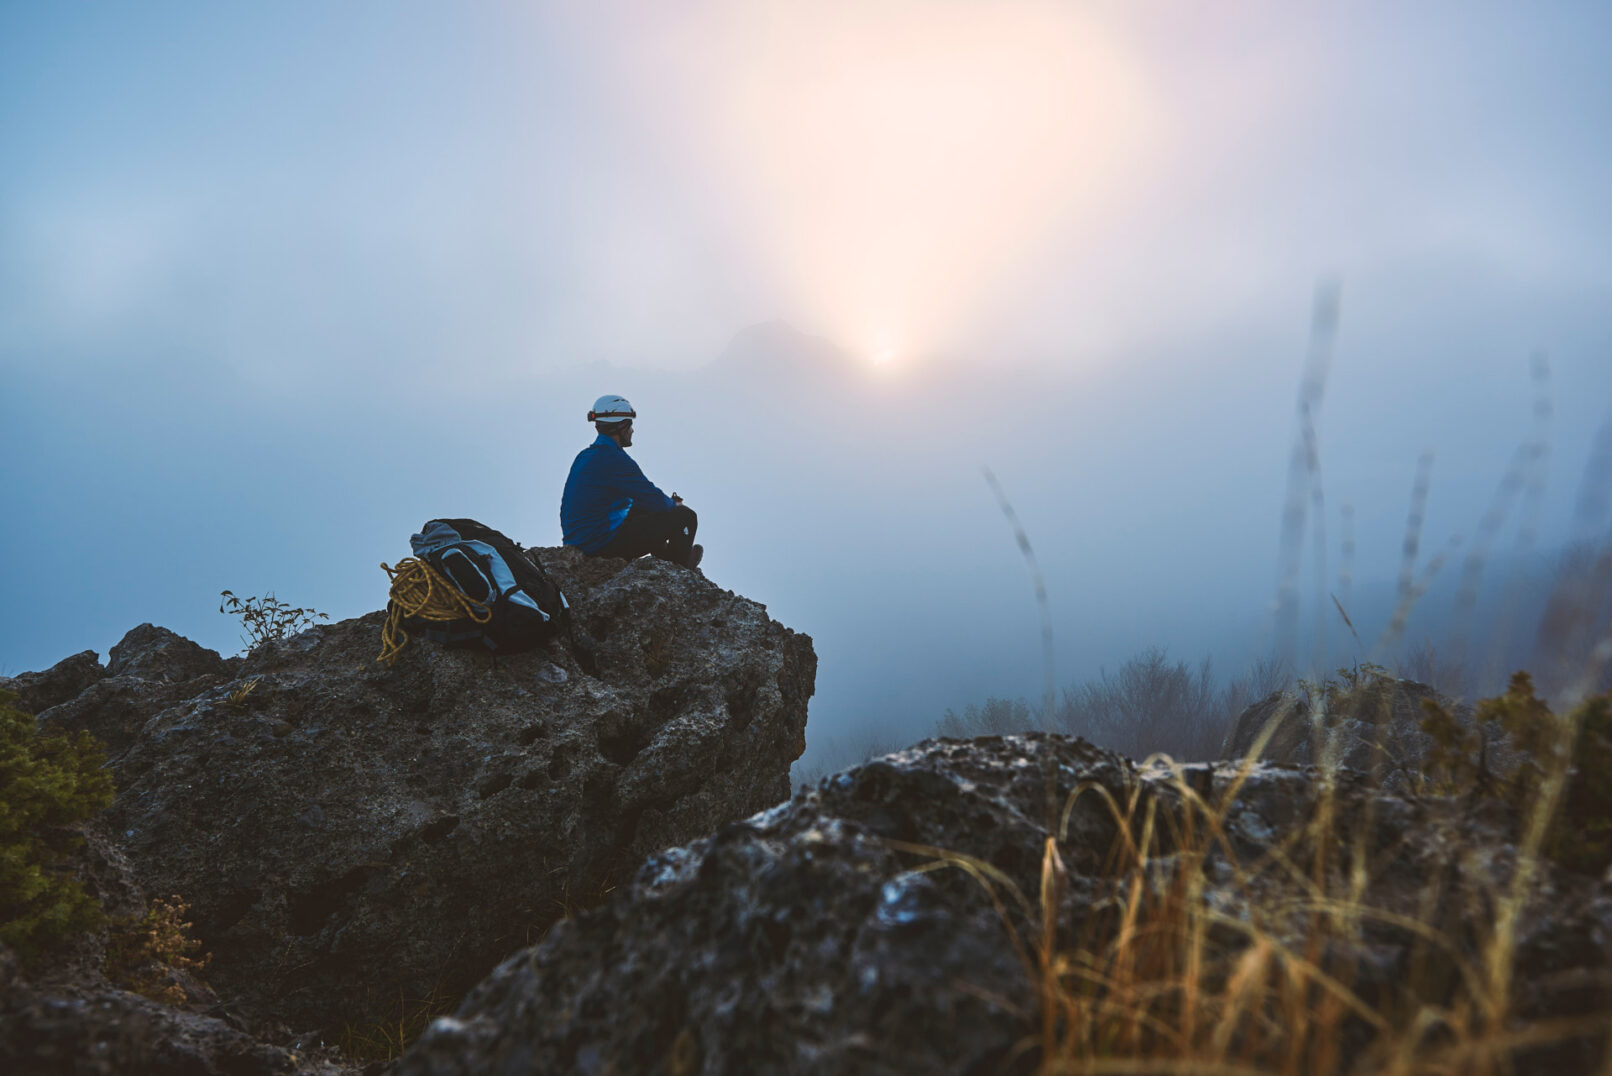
[596,504,698,564]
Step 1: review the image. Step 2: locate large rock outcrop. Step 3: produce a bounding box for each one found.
[12,548,814,1046]
[399,734,1612,1076]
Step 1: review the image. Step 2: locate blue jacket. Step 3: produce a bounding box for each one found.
[560,435,676,553]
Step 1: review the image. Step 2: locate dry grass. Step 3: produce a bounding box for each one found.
[104,896,210,1007]
[336,985,455,1063]
[894,291,1612,1072]
[895,691,1611,1076]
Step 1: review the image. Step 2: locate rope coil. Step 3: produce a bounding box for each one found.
[377,558,491,666]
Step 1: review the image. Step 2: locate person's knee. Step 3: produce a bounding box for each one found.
[673,504,697,533]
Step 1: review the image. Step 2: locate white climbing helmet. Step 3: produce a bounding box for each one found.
[587,394,636,424]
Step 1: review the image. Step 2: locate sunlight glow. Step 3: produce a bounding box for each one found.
[594,1,1161,363]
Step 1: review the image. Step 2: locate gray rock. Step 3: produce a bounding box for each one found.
[37,676,229,759]
[1221,677,1463,785]
[400,736,1130,1075]
[24,626,234,758]
[109,624,230,682]
[399,735,1612,1076]
[0,967,350,1076]
[90,548,813,1035]
[0,650,106,716]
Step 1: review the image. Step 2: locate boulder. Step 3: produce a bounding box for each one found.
[1221,677,1461,785]
[89,549,813,1034]
[399,734,1612,1076]
[0,650,106,716]
[109,624,231,682]
[35,627,233,757]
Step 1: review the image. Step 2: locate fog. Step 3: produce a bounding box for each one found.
[4,3,1610,776]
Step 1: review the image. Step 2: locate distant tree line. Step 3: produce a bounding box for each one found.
[793,536,1611,788]
[935,648,1291,763]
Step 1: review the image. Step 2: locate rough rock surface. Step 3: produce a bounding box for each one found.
[400,735,1612,1076]
[0,649,106,716]
[85,548,813,1034]
[33,626,234,756]
[1,952,350,1076]
[1,832,352,1076]
[2,974,343,1071]
[108,623,232,683]
[1221,677,1465,785]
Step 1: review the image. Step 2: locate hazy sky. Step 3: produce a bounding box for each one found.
[4,3,1610,767]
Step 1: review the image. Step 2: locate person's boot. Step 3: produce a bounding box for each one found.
[685,544,704,570]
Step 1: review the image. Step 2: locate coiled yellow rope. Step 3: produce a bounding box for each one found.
[377,558,492,666]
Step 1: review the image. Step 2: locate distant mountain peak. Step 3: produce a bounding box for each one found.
[707,319,859,383]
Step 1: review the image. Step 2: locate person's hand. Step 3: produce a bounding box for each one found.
[672,492,684,505]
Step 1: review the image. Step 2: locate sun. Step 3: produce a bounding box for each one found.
[867,331,903,367]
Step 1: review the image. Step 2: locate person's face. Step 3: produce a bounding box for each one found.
[617,421,634,447]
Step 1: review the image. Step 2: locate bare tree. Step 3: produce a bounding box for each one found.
[1052,647,1226,762]
[1394,639,1472,701]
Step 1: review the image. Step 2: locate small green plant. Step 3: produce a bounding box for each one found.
[0,690,115,966]
[219,590,329,650]
[104,895,210,1006]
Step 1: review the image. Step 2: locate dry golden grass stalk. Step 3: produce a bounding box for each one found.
[894,691,1609,1075]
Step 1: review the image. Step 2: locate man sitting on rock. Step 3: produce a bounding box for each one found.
[561,394,702,568]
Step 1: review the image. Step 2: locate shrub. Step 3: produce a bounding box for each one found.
[1422,671,1612,875]
[1556,691,1612,873]
[219,590,329,651]
[0,690,115,966]
[104,895,210,1006]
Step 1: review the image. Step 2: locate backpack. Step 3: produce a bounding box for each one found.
[398,518,576,657]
